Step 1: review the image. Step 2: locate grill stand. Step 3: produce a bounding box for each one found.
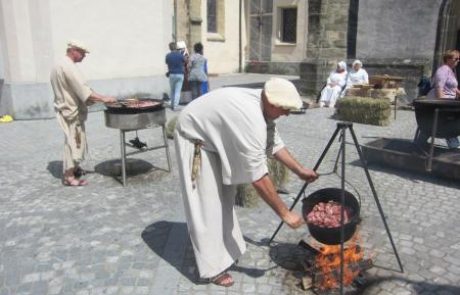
[119,126,171,187]
[269,122,404,295]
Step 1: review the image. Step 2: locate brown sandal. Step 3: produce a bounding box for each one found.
[210,272,234,287]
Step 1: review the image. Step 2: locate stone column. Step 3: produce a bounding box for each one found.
[300,0,350,96]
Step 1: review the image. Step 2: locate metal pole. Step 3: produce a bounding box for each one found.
[269,125,342,243]
[339,126,346,295]
[348,125,404,273]
[120,130,127,187]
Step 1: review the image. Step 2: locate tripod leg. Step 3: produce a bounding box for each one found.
[333,133,344,173]
[348,126,404,273]
[268,125,343,244]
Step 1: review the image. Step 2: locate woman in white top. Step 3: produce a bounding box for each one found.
[319,61,348,108]
[346,60,369,88]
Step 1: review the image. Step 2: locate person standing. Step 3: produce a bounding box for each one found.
[423,49,460,149]
[50,40,116,186]
[174,78,318,287]
[165,42,186,110]
[188,42,208,100]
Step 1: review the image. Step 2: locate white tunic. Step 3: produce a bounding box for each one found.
[347,68,369,86]
[175,87,284,278]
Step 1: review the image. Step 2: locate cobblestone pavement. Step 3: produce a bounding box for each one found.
[1,74,460,295]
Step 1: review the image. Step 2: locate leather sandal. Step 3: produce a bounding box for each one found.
[209,272,234,287]
[63,178,88,186]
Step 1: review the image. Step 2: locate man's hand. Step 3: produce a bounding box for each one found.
[103,96,117,103]
[296,167,318,183]
[281,211,304,229]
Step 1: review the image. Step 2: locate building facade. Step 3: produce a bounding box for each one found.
[1,0,459,119]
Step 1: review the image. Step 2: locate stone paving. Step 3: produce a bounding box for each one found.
[1,73,460,295]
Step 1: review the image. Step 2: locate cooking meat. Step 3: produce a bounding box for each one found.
[306,200,352,228]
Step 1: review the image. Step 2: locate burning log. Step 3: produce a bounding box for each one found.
[313,258,373,286]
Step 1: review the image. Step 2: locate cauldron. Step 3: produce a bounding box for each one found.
[302,188,360,245]
[413,99,460,138]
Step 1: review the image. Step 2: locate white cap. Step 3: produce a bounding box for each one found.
[67,40,90,53]
[264,78,302,111]
[352,59,362,66]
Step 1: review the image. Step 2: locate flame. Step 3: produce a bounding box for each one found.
[314,235,364,290]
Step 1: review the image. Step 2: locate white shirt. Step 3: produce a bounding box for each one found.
[176,87,284,185]
[347,68,369,86]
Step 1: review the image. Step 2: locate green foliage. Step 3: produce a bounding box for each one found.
[336,96,391,126]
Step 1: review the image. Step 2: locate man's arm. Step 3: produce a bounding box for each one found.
[274,147,318,183]
[87,91,117,104]
[252,174,303,229]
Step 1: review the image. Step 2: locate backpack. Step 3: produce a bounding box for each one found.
[417,76,432,96]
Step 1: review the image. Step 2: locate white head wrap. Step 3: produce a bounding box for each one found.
[352,60,363,67]
[337,61,347,70]
[264,78,302,111]
[67,40,90,53]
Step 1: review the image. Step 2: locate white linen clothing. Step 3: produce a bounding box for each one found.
[174,130,246,278]
[319,71,348,107]
[50,56,92,173]
[346,68,369,87]
[176,87,284,185]
[51,56,92,122]
[175,87,285,278]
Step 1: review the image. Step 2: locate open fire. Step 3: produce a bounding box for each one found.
[299,234,373,291]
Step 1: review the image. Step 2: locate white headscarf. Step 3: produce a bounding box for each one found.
[352,60,363,67]
[337,61,347,71]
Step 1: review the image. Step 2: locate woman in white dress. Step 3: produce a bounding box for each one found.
[319,61,348,108]
[344,60,369,93]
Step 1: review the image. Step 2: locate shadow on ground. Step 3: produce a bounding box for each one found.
[141,222,282,285]
[47,160,63,179]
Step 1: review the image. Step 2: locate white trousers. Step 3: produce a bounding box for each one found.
[174,130,246,278]
[319,85,342,107]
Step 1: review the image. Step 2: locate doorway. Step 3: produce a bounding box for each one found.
[249,0,273,61]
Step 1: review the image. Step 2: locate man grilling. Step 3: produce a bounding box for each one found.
[174,78,318,287]
[50,40,117,186]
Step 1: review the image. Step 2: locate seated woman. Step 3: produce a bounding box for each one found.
[319,61,348,108]
[419,49,460,149]
[344,60,369,95]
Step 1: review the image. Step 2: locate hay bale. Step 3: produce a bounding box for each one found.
[236,158,290,208]
[336,96,391,126]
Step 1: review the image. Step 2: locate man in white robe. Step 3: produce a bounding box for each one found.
[174,78,318,286]
[50,40,116,186]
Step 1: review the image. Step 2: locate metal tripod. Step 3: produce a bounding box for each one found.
[268,122,404,294]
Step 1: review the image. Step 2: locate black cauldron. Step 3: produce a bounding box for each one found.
[302,188,360,245]
[413,99,460,138]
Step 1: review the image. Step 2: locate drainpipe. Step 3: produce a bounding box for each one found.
[433,0,449,71]
[239,0,243,73]
[173,0,178,42]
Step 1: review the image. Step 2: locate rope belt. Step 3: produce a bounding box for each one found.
[191,140,204,188]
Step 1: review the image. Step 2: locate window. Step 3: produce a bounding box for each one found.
[280,8,297,43]
[207,0,225,41]
[207,0,217,33]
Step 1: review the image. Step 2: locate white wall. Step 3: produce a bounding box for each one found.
[48,0,173,80]
[202,0,243,74]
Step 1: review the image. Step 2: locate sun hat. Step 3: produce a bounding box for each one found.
[67,40,90,53]
[264,77,302,111]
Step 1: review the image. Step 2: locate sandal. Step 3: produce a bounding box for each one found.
[74,167,87,178]
[63,178,88,186]
[209,272,234,287]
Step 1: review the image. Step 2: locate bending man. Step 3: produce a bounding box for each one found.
[174,78,318,287]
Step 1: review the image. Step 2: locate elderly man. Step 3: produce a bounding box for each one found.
[174,78,318,287]
[50,40,116,186]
